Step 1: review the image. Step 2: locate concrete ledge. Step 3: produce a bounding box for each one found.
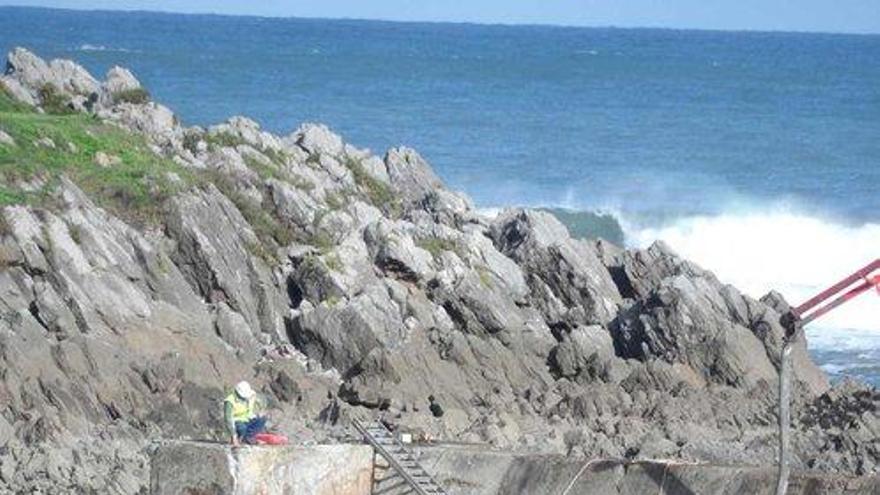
[150,441,373,495]
[414,445,880,495]
[149,441,880,495]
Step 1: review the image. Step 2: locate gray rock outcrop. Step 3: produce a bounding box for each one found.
[0,47,876,495]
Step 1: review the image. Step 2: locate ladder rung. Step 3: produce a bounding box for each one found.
[354,419,448,495]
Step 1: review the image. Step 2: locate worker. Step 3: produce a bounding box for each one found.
[224,381,267,445]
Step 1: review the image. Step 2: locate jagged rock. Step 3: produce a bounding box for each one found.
[214,302,260,354]
[291,123,345,157]
[0,47,873,494]
[601,240,707,300]
[166,185,285,341]
[290,283,408,376]
[385,147,445,205]
[103,66,141,94]
[288,237,376,302]
[209,116,285,152]
[94,151,121,167]
[4,47,99,103]
[266,178,321,234]
[99,102,181,148]
[0,75,36,105]
[364,219,436,283]
[0,129,15,146]
[490,208,622,328]
[548,325,616,381]
[356,152,390,183]
[414,188,477,227]
[613,274,779,387]
[609,242,828,394]
[34,136,55,148]
[98,66,142,107]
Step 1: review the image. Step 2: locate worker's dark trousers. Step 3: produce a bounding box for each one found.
[235,416,267,443]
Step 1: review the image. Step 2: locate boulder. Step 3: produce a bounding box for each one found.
[4,47,99,101]
[290,123,345,157]
[208,116,285,152]
[0,130,15,147]
[290,283,408,376]
[99,102,181,148]
[166,185,285,341]
[385,147,445,205]
[613,275,778,387]
[490,208,622,328]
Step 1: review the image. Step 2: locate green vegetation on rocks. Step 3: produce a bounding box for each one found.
[111,87,150,105]
[0,89,190,225]
[416,236,459,259]
[0,82,31,113]
[37,83,75,115]
[204,131,249,150]
[242,153,284,181]
[201,169,295,257]
[344,155,401,216]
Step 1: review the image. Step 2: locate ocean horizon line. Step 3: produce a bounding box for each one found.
[2,4,880,37]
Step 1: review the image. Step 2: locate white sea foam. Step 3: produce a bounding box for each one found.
[77,44,137,53]
[626,209,880,338]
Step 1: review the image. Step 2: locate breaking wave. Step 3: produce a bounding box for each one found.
[486,203,879,339]
[624,209,880,335]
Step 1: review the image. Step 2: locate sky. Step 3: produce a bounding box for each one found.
[2,0,880,34]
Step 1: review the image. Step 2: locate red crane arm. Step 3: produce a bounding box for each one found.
[775,258,878,495]
[786,258,880,331]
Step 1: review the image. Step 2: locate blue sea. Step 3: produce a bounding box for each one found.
[1,7,878,385]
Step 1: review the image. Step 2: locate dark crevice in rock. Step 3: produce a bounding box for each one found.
[286,278,303,308]
[607,265,637,300]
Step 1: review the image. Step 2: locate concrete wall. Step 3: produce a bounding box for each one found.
[150,442,373,495]
[415,445,880,495]
[150,441,880,495]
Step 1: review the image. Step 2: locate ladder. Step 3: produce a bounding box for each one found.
[352,419,448,495]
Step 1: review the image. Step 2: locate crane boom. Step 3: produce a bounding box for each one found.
[776,258,879,495]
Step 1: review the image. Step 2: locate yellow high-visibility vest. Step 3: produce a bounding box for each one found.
[225,392,255,423]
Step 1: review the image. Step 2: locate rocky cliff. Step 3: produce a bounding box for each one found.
[0,48,877,494]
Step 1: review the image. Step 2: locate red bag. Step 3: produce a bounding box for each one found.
[252,432,289,445]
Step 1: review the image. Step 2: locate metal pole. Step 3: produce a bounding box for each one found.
[775,331,796,495]
[773,259,878,495]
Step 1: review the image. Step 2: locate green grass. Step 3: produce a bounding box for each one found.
[416,236,459,260]
[344,155,401,217]
[243,153,284,181]
[204,131,248,150]
[241,151,314,193]
[202,169,295,256]
[0,83,33,113]
[289,174,315,192]
[324,252,343,272]
[111,88,150,105]
[0,90,191,225]
[307,230,335,254]
[0,185,27,205]
[324,190,345,210]
[262,147,289,168]
[38,83,74,115]
[478,267,493,288]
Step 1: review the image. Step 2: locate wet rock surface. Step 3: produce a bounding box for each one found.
[0,47,878,494]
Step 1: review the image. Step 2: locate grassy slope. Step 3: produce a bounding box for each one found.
[0,88,301,259]
[0,88,190,225]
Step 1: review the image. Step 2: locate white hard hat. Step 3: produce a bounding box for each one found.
[235,381,255,399]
